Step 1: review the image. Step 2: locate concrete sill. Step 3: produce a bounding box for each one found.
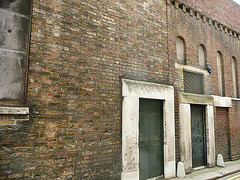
[231,97,240,101]
[0,107,29,115]
[0,107,30,126]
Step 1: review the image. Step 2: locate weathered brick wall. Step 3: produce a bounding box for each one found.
[229,100,240,160]
[181,0,240,32]
[214,107,230,161]
[167,0,240,163]
[1,0,170,179]
[168,1,240,97]
[1,0,240,179]
[0,121,33,179]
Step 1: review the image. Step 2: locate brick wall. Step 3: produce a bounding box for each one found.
[229,100,240,160]
[182,0,240,32]
[1,0,240,179]
[167,0,240,163]
[1,0,170,179]
[167,1,240,97]
[214,107,230,161]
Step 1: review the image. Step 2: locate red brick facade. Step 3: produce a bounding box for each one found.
[215,107,230,161]
[229,100,240,160]
[0,0,240,179]
[167,0,240,163]
[182,0,240,32]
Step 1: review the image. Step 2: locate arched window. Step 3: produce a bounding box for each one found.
[232,57,238,97]
[217,52,224,96]
[199,45,206,67]
[176,37,185,64]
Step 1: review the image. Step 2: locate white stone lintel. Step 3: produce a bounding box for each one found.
[122,79,174,99]
[179,92,213,105]
[175,63,209,76]
[212,96,232,107]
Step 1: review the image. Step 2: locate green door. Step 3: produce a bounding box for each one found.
[139,99,164,180]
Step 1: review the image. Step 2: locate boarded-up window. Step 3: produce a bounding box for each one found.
[232,57,238,97]
[0,2,31,106]
[176,37,185,63]
[199,45,206,66]
[217,52,223,96]
[184,71,204,94]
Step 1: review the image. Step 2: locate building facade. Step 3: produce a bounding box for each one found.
[0,0,240,179]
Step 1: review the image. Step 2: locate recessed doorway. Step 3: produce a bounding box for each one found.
[139,99,164,179]
[191,104,207,168]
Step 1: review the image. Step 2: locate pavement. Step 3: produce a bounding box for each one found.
[170,159,240,180]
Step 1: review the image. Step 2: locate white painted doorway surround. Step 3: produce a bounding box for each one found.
[178,92,215,170]
[178,93,232,171]
[121,79,176,180]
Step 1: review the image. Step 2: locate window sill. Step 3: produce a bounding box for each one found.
[0,107,30,126]
[0,107,29,114]
[231,97,240,101]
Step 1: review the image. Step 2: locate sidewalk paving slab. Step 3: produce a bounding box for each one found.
[170,159,240,180]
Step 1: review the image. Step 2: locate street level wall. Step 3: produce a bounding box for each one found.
[1,0,169,179]
[0,0,240,179]
[167,0,240,163]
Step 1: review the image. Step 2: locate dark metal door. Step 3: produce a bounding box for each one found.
[139,99,164,180]
[191,104,207,168]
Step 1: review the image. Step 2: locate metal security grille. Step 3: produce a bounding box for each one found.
[184,71,204,94]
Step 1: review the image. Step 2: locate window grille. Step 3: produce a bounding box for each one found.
[184,71,204,94]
